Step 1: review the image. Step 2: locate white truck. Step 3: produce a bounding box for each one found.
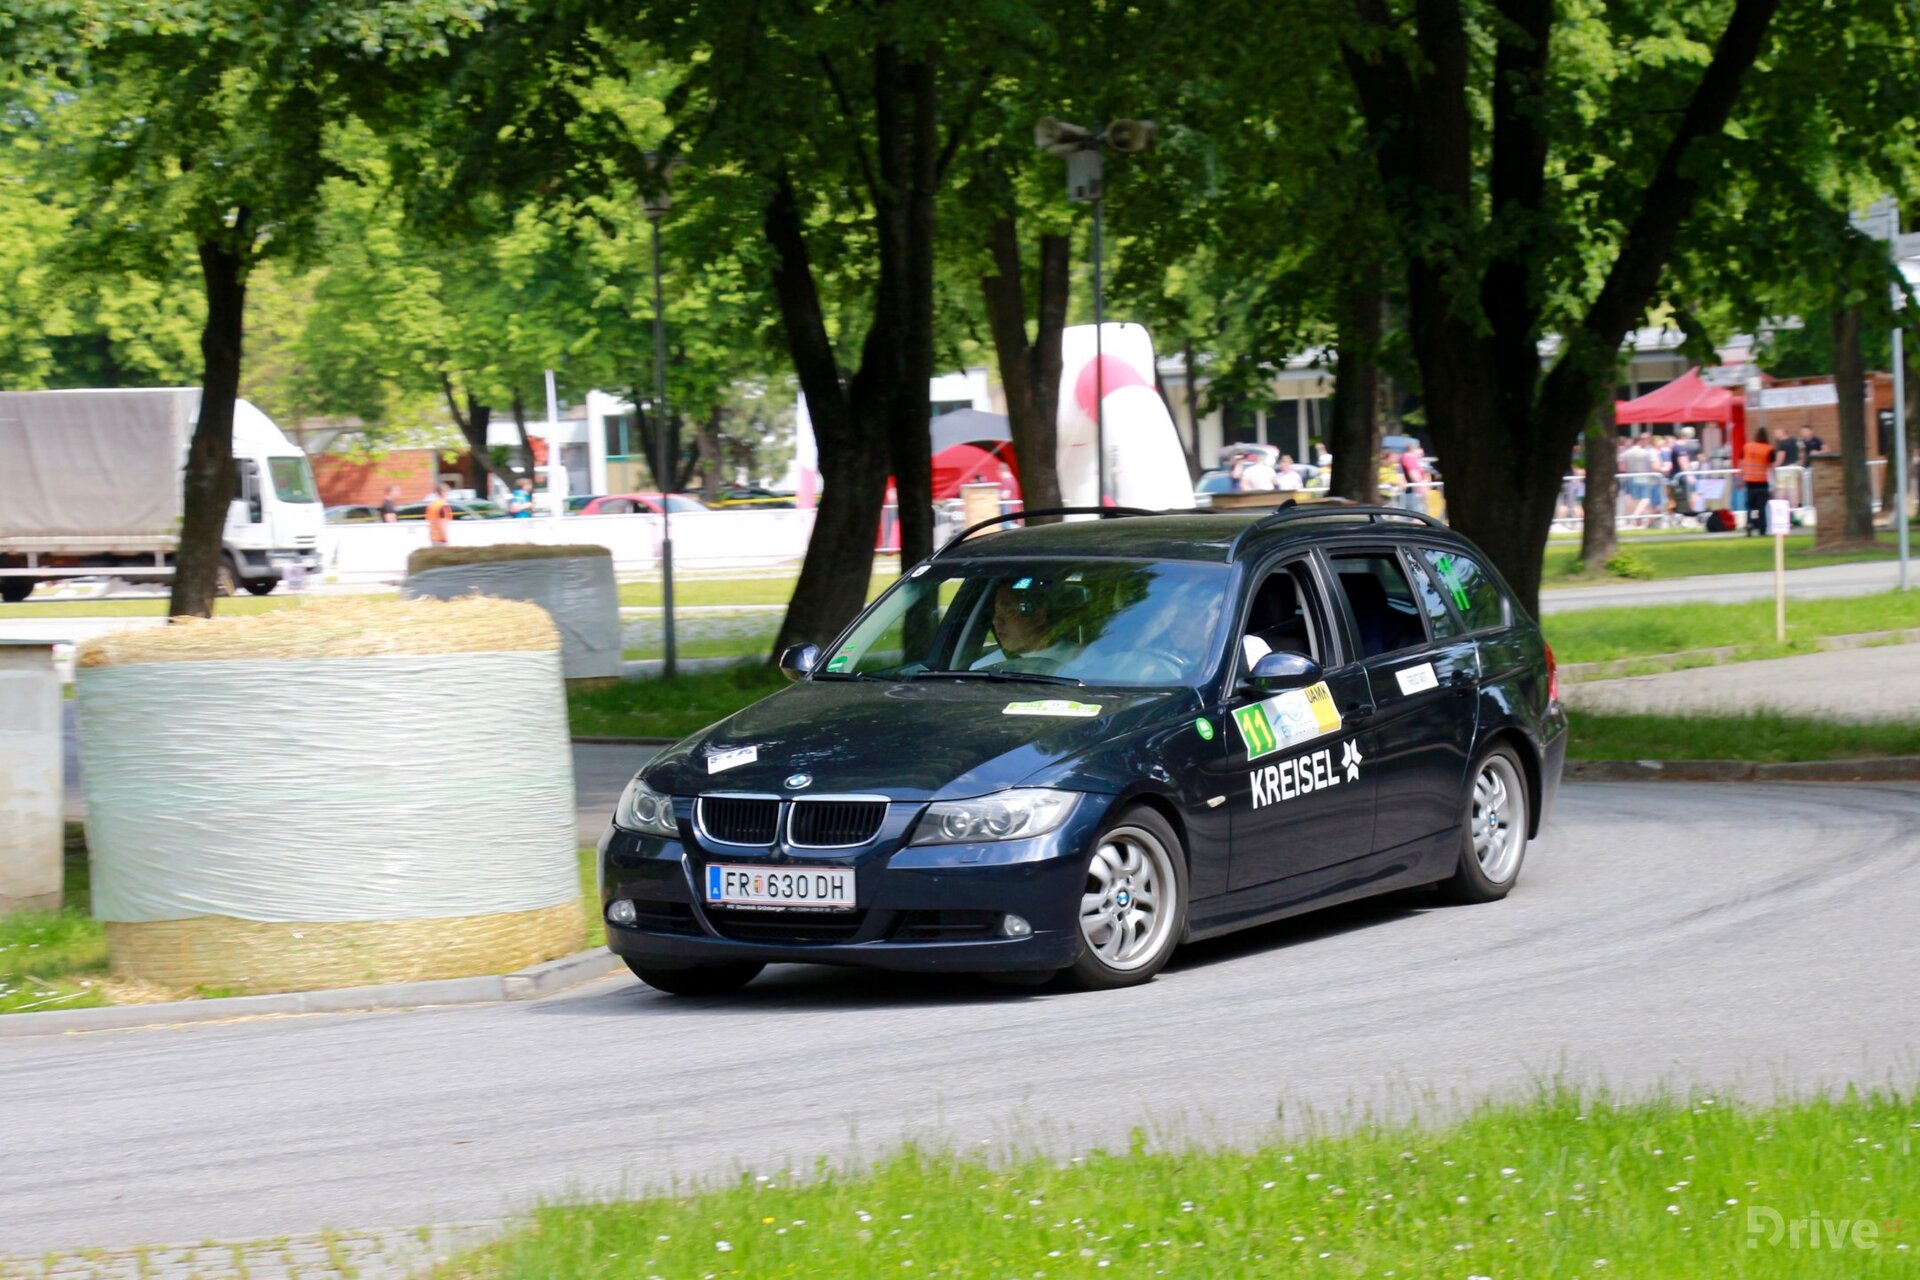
[0,388,324,601]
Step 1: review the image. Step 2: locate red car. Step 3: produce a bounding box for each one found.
[574,493,710,515]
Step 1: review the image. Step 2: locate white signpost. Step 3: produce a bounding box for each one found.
[1768,498,1793,643]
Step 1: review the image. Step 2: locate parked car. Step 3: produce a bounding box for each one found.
[710,486,796,510]
[392,499,505,521]
[324,504,383,524]
[600,504,1566,996]
[575,493,710,515]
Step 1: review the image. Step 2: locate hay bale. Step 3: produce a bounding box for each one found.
[403,543,621,681]
[74,597,583,995]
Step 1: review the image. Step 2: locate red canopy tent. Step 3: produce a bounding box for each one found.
[932,440,1019,501]
[1614,367,1747,454]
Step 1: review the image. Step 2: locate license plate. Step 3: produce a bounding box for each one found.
[705,864,855,910]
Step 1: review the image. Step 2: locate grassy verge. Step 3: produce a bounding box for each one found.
[1543,530,1899,587]
[617,571,895,610]
[0,594,317,620]
[1543,589,1920,667]
[1568,710,1920,762]
[569,664,787,741]
[0,825,105,1014]
[440,1088,1919,1279]
[0,829,604,1015]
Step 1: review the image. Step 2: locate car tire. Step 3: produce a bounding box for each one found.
[0,578,33,603]
[243,577,278,596]
[1442,743,1531,903]
[215,558,239,598]
[624,958,764,997]
[1065,805,1188,990]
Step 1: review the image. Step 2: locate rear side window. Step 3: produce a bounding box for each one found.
[1404,551,1462,639]
[1329,553,1429,658]
[1423,549,1508,631]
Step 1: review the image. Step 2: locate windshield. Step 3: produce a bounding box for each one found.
[267,456,319,503]
[824,558,1229,688]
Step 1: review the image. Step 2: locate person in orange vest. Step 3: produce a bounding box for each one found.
[1741,426,1773,537]
[425,482,454,545]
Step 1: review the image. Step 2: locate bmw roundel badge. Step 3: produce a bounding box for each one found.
[785,773,813,790]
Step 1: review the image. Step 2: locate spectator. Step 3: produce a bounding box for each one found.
[1399,441,1431,512]
[424,482,454,545]
[507,477,535,518]
[1274,454,1305,492]
[1619,433,1658,518]
[1240,451,1277,491]
[1741,426,1773,536]
[1311,439,1333,469]
[1376,447,1404,505]
[379,484,400,524]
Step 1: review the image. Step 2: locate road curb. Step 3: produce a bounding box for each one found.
[1566,756,1920,783]
[0,947,622,1039]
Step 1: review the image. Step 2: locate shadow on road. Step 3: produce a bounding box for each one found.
[541,886,1440,1016]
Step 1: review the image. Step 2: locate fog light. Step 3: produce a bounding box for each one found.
[1000,913,1032,938]
[607,899,637,926]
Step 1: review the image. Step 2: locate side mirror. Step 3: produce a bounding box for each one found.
[1247,651,1322,692]
[777,643,821,682]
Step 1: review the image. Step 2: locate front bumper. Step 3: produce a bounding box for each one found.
[598,796,1110,974]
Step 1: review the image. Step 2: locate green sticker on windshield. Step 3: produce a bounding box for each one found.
[1003,699,1102,718]
[1194,716,1215,741]
[826,652,853,672]
[1433,554,1470,613]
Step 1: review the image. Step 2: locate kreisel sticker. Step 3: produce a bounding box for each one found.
[1232,681,1342,759]
[707,745,758,774]
[1002,699,1103,718]
[1395,662,1439,695]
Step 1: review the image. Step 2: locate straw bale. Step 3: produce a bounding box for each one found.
[407,542,611,574]
[105,901,585,994]
[76,595,558,668]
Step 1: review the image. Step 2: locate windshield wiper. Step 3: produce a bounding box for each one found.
[811,670,878,681]
[910,669,1086,687]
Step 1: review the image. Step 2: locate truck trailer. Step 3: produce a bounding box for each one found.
[0,388,323,601]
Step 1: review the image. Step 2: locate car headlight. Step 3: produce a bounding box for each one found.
[614,776,679,837]
[910,789,1079,845]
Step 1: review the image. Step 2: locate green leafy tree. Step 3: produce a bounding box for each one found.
[8,1,482,615]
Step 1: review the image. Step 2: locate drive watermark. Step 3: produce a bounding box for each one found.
[1745,1206,1905,1250]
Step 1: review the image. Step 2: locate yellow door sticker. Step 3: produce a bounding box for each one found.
[1232,681,1343,760]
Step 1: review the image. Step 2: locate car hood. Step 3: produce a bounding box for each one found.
[644,678,1187,801]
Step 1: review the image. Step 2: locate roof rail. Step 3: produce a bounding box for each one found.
[932,506,1159,557]
[1225,499,1449,559]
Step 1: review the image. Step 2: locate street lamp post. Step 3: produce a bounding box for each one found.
[642,154,681,676]
[1037,117,1157,507]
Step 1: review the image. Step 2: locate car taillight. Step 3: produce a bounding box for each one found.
[1545,642,1560,704]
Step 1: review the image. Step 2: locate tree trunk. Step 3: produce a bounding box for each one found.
[439,375,497,495]
[981,213,1067,519]
[1579,404,1619,569]
[694,406,725,505]
[766,173,887,653]
[874,48,938,579]
[1831,302,1876,542]
[1328,261,1384,503]
[170,237,248,619]
[510,390,537,493]
[1183,337,1206,476]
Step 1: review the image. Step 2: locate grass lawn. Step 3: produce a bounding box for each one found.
[569,664,788,741]
[440,1088,1919,1279]
[0,594,315,620]
[1542,589,1920,667]
[623,627,783,663]
[0,831,604,1015]
[1568,710,1920,762]
[0,825,105,1014]
[1543,530,1900,587]
[617,570,895,610]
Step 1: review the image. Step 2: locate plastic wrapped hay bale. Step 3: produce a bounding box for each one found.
[74,598,584,994]
[404,544,621,682]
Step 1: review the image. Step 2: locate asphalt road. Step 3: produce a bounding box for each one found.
[1537,558,1902,611]
[1562,643,1920,721]
[6,780,1919,1254]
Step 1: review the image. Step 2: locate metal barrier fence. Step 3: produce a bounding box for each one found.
[1550,461,1890,531]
